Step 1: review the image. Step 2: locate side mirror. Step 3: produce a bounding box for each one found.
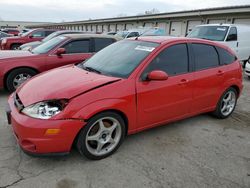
[56,48,66,56]
[28,35,33,39]
[147,70,168,81]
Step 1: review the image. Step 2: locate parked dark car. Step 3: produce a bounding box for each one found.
[19,30,85,51]
[0,34,121,92]
[0,28,58,50]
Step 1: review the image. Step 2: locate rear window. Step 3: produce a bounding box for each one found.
[216,47,236,65]
[192,43,219,70]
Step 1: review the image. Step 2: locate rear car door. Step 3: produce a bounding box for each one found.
[191,43,226,113]
[46,39,92,70]
[136,43,194,129]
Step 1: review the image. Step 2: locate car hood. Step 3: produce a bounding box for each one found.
[17,65,121,107]
[0,50,35,60]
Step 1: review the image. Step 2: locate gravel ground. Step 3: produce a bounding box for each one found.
[0,76,249,188]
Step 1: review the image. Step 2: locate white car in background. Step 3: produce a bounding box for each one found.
[187,24,250,68]
[245,62,250,79]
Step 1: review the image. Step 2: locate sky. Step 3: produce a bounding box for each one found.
[0,0,249,23]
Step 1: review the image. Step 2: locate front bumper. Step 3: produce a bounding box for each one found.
[7,96,85,155]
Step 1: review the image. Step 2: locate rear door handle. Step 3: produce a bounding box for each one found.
[178,79,189,85]
[217,70,224,76]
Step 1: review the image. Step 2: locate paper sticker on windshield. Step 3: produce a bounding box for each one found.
[217,27,226,31]
[135,45,155,52]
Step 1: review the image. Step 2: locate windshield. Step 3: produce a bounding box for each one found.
[42,32,59,42]
[80,40,159,78]
[187,26,229,41]
[32,36,67,54]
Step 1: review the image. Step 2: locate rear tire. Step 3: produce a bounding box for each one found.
[77,111,126,160]
[212,87,238,119]
[6,68,37,92]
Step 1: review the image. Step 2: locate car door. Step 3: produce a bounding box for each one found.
[46,39,92,70]
[136,43,194,129]
[191,43,226,113]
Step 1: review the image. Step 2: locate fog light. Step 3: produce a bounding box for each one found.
[45,129,61,135]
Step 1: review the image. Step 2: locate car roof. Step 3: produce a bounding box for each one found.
[130,36,235,54]
[63,33,123,40]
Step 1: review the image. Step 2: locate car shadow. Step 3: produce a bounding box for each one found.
[0,89,10,96]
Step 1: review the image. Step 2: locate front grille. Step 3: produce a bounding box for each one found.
[14,93,24,111]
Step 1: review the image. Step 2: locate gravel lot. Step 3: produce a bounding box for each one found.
[0,76,249,188]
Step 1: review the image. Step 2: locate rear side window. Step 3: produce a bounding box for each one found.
[192,44,219,71]
[216,47,236,65]
[144,44,189,76]
[94,38,114,52]
[63,40,90,54]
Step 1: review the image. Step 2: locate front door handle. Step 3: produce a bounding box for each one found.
[178,79,189,85]
[217,70,224,76]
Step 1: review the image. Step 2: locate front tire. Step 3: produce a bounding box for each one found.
[77,112,126,160]
[6,68,37,92]
[212,87,238,119]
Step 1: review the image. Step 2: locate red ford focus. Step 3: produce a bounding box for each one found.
[6,37,243,160]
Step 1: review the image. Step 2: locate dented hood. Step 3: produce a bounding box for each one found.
[17,65,121,106]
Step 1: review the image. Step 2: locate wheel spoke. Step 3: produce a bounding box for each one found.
[107,122,118,134]
[87,133,99,141]
[96,142,104,153]
[99,120,106,131]
[109,138,115,144]
[221,104,227,112]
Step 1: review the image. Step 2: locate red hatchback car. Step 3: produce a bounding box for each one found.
[0,34,120,92]
[6,37,243,160]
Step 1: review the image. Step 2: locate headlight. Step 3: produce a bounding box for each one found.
[1,38,7,44]
[22,100,68,119]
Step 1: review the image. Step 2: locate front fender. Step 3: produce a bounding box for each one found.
[72,98,137,134]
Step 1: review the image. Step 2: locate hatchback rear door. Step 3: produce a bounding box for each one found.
[190,43,226,113]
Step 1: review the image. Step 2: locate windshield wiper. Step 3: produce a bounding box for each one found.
[83,66,102,74]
